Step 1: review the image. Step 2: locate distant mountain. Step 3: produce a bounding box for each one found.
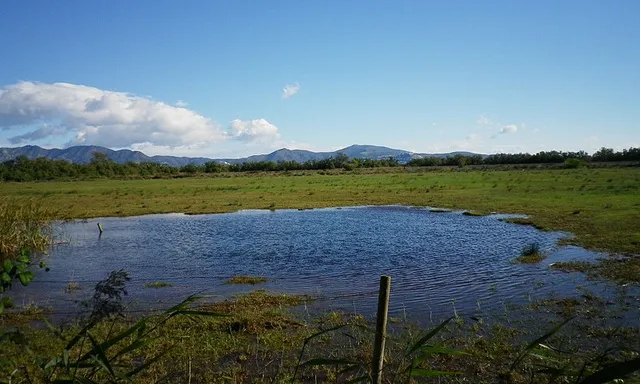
[0,144,484,166]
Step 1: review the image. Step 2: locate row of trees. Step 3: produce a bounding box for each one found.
[408,148,639,167]
[0,147,638,182]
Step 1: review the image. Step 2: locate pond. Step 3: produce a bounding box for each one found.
[10,206,636,322]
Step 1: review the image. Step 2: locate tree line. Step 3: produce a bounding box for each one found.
[0,147,638,182]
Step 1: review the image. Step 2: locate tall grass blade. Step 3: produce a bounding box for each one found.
[43,318,66,341]
[110,339,154,362]
[86,332,115,378]
[52,377,99,384]
[345,375,369,383]
[578,358,640,384]
[405,317,452,356]
[173,310,231,318]
[292,324,351,381]
[410,368,461,377]
[96,318,146,353]
[510,317,574,371]
[124,349,170,378]
[300,359,360,367]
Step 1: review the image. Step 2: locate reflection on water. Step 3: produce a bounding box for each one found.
[10,206,636,321]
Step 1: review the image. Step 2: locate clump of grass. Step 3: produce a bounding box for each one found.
[144,281,174,288]
[514,243,546,264]
[202,290,311,314]
[0,302,52,326]
[225,276,268,285]
[550,261,595,273]
[551,258,640,283]
[500,217,549,231]
[0,199,55,263]
[462,210,487,217]
[1,296,14,309]
[64,281,82,293]
[198,290,311,334]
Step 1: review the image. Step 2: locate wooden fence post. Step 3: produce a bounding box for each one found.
[372,275,391,384]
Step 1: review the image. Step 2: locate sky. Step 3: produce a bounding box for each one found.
[0,0,638,158]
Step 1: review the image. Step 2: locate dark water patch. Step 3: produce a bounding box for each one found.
[9,206,638,323]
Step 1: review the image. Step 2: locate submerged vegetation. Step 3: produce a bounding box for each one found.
[143,281,174,288]
[514,243,546,264]
[461,210,488,217]
[2,283,639,383]
[225,276,268,285]
[0,199,56,313]
[0,199,55,261]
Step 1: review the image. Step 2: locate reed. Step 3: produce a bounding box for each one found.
[0,199,55,262]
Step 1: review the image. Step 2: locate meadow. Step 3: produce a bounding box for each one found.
[1,165,640,383]
[2,165,639,257]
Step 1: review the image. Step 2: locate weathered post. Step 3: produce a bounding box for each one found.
[372,275,391,384]
[97,223,103,234]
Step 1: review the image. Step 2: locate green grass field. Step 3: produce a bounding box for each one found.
[2,166,640,382]
[2,166,639,257]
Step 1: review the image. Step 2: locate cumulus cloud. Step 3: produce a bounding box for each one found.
[0,81,225,148]
[227,119,280,142]
[0,81,288,154]
[477,114,520,139]
[282,83,300,99]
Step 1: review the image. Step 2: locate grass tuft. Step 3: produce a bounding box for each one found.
[144,281,174,288]
[500,218,549,231]
[462,210,488,217]
[514,243,546,264]
[0,199,55,263]
[225,276,268,285]
[64,281,82,293]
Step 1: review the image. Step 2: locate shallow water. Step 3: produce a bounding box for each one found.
[10,206,637,321]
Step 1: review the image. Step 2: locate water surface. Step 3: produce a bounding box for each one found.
[12,206,634,321]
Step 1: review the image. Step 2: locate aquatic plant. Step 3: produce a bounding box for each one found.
[0,199,55,261]
[515,243,546,264]
[143,281,174,288]
[225,276,268,285]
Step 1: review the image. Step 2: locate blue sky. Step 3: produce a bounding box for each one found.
[0,0,638,157]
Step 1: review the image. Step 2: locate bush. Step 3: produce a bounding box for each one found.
[564,158,587,169]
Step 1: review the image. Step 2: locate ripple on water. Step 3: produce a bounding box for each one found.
[11,206,635,321]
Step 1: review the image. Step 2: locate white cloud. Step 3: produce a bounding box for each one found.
[227,118,280,143]
[476,114,492,127]
[8,123,66,144]
[498,124,518,134]
[282,83,300,99]
[0,81,225,148]
[420,133,485,153]
[477,114,520,137]
[0,82,288,154]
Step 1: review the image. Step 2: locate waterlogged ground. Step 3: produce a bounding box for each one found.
[12,206,638,322]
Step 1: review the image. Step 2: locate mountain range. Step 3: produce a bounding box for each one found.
[0,145,479,167]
